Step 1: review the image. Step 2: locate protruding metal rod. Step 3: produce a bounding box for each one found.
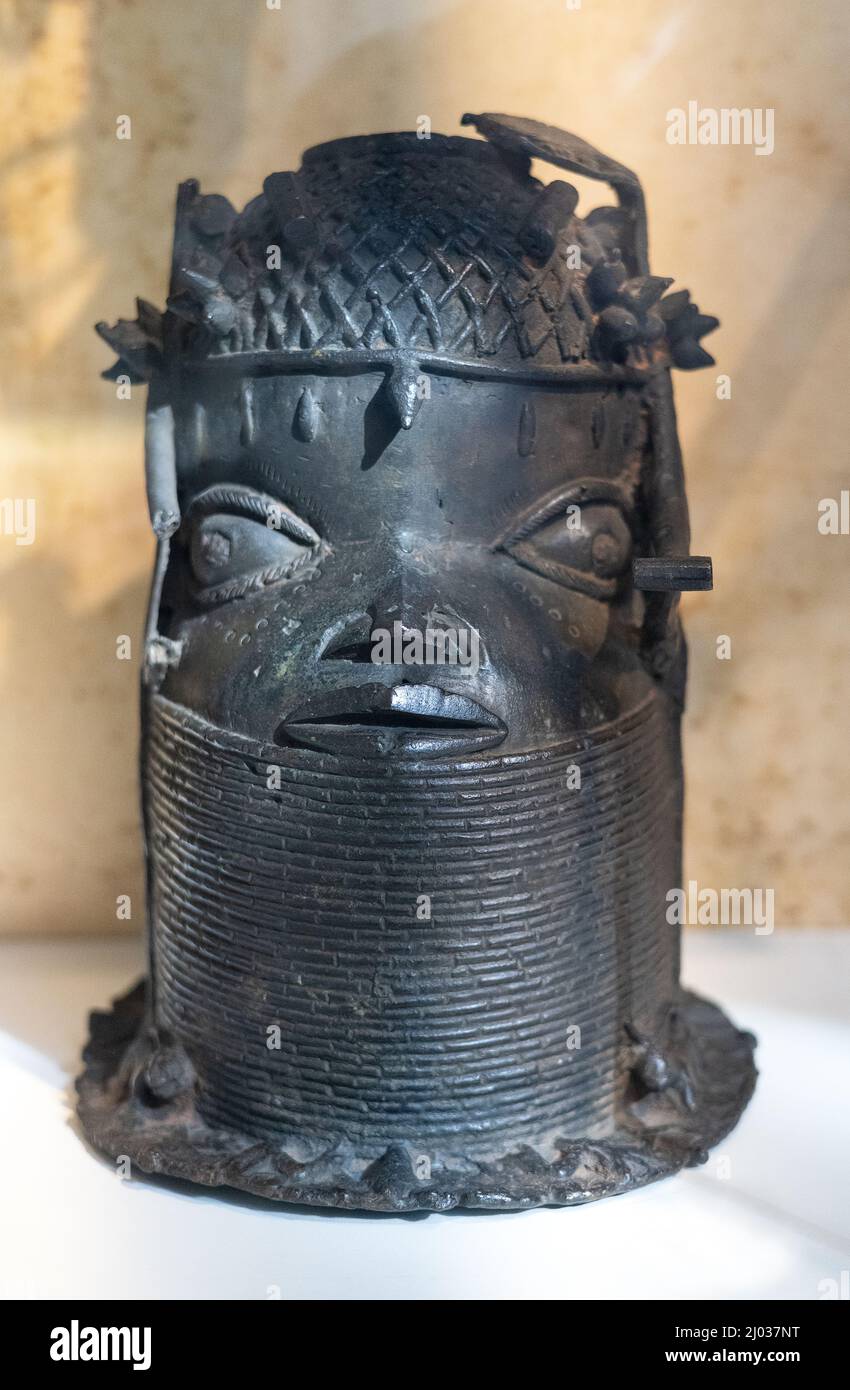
[144,403,179,539]
[633,556,713,591]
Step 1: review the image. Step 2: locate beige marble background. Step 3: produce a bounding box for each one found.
[1,0,848,933]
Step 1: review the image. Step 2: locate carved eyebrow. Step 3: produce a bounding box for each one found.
[185,484,320,546]
[491,476,634,550]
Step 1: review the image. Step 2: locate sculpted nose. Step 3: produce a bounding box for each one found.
[319,611,374,663]
[317,579,415,664]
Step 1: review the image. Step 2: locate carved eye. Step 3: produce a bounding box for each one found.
[185,486,321,604]
[494,481,633,600]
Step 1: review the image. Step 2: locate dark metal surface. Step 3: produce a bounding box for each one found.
[147,692,676,1145]
[79,115,755,1211]
[633,556,713,591]
[78,982,756,1211]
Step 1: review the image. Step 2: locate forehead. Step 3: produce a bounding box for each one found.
[172,370,647,537]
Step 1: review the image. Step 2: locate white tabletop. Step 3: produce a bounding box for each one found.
[1,930,848,1301]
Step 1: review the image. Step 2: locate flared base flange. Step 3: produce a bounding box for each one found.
[76,983,756,1212]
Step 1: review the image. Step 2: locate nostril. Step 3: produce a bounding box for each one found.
[319,612,374,662]
[325,638,375,663]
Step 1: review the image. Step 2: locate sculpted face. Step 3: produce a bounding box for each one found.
[160,370,654,757]
[79,116,756,1215]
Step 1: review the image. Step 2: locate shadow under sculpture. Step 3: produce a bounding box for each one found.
[78,113,756,1211]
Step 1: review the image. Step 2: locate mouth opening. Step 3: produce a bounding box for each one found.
[276,684,507,758]
[294,709,485,730]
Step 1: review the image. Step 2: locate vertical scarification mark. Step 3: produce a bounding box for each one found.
[517,400,536,457]
[591,398,606,450]
[239,380,255,447]
[192,401,208,457]
[293,386,319,442]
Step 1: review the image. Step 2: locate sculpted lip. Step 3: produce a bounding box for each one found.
[276,682,507,758]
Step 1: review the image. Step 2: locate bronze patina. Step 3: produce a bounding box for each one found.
[78,114,756,1211]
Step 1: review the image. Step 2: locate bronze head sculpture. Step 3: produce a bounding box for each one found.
[79,114,756,1210]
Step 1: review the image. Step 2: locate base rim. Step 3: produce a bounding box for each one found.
[76,982,756,1212]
